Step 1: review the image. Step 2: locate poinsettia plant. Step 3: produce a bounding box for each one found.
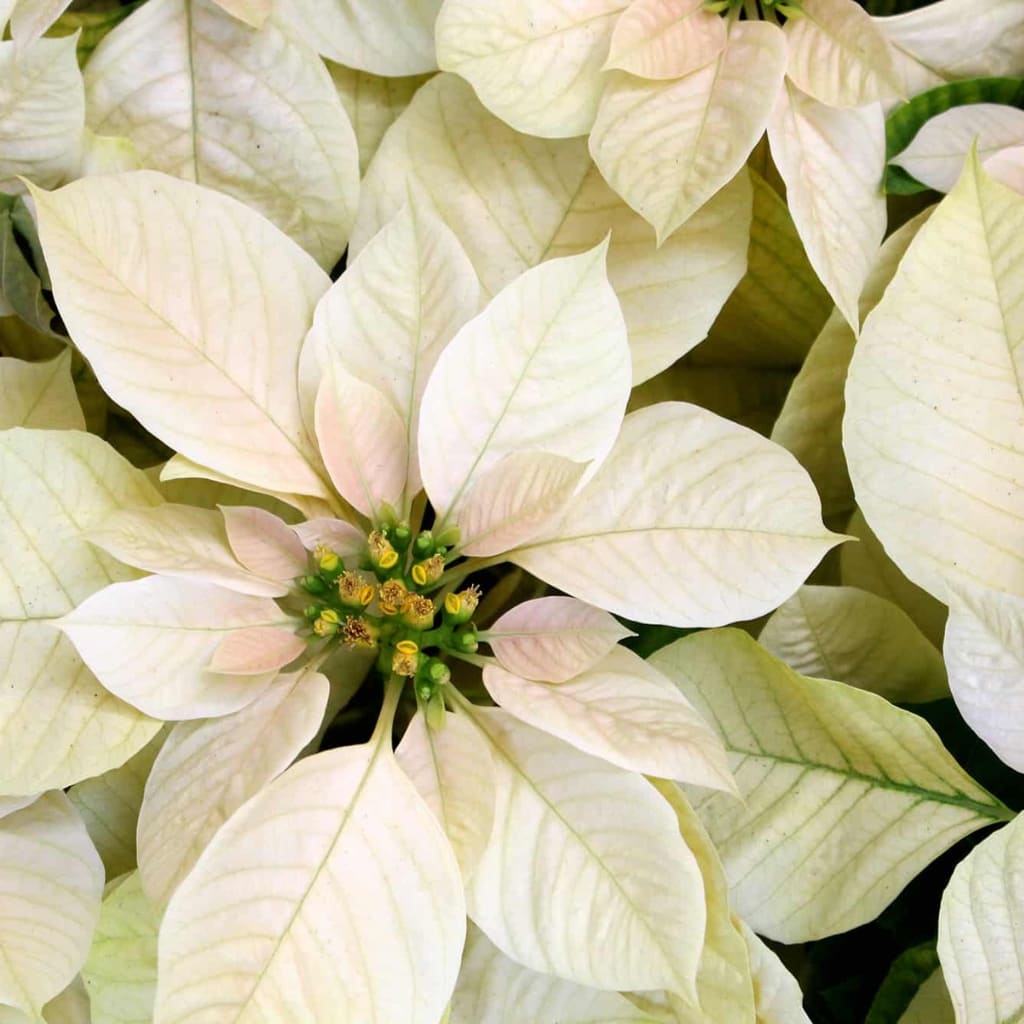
[0,0,1024,1022]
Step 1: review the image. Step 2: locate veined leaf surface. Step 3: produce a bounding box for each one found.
[650,629,1010,941]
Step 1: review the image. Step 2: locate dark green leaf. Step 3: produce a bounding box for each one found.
[0,205,57,336]
[866,942,940,1024]
[885,78,1024,194]
[49,1,144,64]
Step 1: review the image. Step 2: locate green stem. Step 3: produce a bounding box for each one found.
[437,555,502,591]
[449,650,495,670]
[370,673,405,747]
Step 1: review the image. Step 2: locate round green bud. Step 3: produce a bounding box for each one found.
[301,574,327,594]
[412,531,435,558]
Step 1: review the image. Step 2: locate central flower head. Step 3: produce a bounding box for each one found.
[294,519,481,714]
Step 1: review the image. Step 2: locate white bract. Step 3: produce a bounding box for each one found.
[21,166,847,1019]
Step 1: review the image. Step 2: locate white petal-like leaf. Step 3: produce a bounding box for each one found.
[457,452,584,558]
[484,646,734,792]
[701,166,831,368]
[418,243,630,525]
[767,82,885,329]
[137,669,328,911]
[155,741,465,1024]
[314,371,408,520]
[547,167,752,384]
[486,596,633,683]
[589,21,787,242]
[0,429,161,795]
[784,0,902,107]
[0,36,83,192]
[0,792,103,1018]
[738,920,812,1024]
[9,0,73,46]
[291,517,366,561]
[451,923,657,1023]
[944,585,1024,773]
[513,403,839,627]
[81,871,158,1024]
[840,508,949,649]
[878,0,1024,81]
[329,65,432,176]
[352,74,751,384]
[59,576,292,719]
[605,0,726,79]
[85,0,359,268]
[0,351,84,430]
[277,0,441,74]
[844,156,1024,601]
[652,779,756,1024]
[208,626,306,675]
[760,585,948,703]
[34,171,335,501]
[88,505,288,598]
[67,728,167,880]
[436,0,626,138]
[305,199,480,500]
[893,103,1024,193]
[651,629,1011,941]
[938,813,1024,1024]
[769,205,930,519]
[986,144,1024,194]
[211,0,271,27]
[76,129,141,178]
[220,505,308,582]
[463,707,706,999]
[0,796,36,822]
[396,709,495,879]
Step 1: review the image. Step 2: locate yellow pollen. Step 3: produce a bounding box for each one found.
[358,584,375,606]
[378,579,408,616]
[411,564,427,586]
[444,592,461,615]
[342,616,377,648]
[391,647,420,677]
[396,640,419,655]
[379,550,399,570]
[319,608,341,624]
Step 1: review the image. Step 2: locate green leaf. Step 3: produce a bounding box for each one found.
[0,201,56,336]
[81,871,158,1024]
[67,729,167,881]
[49,2,144,64]
[866,942,940,1024]
[650,628,1012,942]
[0,351,84,431]
[884,77,1024,193]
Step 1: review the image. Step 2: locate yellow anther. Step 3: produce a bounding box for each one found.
[456,585,481,616]
[338,571,372,608]
[358,584,375,606]
[402,593,435,630]
[312,606,342,637]
[444,592,461,615]
[367,530,399,571]
[378,579,408,616]
[391,644,420,677]
[342,616,378,649]
[412,553,445,587]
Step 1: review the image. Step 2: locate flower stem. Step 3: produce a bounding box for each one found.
[370,672,405,747]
